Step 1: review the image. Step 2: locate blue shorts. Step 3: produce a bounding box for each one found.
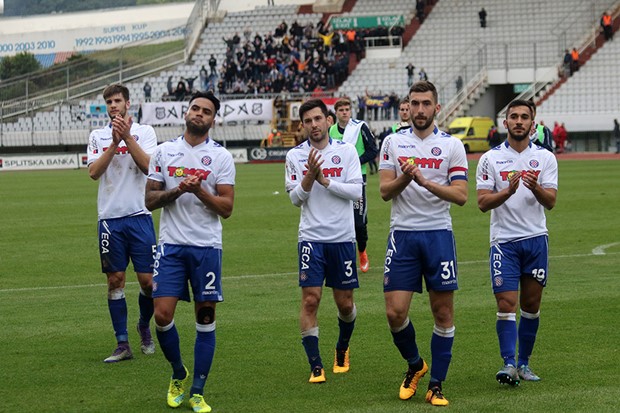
[152,244,224,303]
[383,230,459,293]
[98,214,156,274]
[298,241,359,290]
[490,235,548,293]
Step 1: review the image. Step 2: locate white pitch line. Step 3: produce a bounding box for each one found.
[592,242,620,255]
[0,251,618,294]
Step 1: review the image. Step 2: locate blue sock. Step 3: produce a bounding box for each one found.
[301,328,322,369]
[430,325,455,382]
[496,313,517,366]
[336,305,356,351]
[156,321,186,379]
[391,319,420,365]
[518,310,540,366]
[138,291,154,326]
[190,324,216,396]
[108,297,128,343]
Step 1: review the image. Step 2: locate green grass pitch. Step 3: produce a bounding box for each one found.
[0,159,618,412]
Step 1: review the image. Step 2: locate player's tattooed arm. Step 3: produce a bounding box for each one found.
[145,179,183,211]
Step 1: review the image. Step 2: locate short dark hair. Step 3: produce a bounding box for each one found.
[409,81,438,104]
[299,99,328,121]
[400,97,410,106]
[327,110,337,124]
[506,99,534,118]
[103,84,130,101]
[189,90,221,112]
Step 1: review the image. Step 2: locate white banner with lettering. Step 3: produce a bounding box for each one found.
[142,99,274,126]
[0,153,80,171]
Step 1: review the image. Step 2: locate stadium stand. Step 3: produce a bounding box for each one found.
[339,0,616,103]
[536,36,620,131]
[1,0,619,149]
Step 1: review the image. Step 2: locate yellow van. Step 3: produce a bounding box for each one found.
[447,117,495,153]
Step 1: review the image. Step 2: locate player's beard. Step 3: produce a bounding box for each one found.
[186,118,211,136]
[108,107,126,120]
[508,125,529,141]
[412,110,435,132]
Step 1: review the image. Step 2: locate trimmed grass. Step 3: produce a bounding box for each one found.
[0,159,619,412]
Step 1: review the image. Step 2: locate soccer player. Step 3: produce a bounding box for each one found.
[528,102,554,152]
[379,81,468,406]
[476,99,558,386]
[328,97,378,273]
[285,99,363,384]
[87,83,157,363]
[145,91,235,412]
[392,97,411,133]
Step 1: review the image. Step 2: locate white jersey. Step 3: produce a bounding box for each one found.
[476,141,558,244]
[379,126,468,231]
[87,122,157,220]
[285,139,363,243]
[148,136,236,248]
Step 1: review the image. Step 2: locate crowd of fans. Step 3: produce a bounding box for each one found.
[156,18,407,101]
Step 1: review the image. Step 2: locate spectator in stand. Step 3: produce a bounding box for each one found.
[184,76,198,94]
[563,50,573,77]
[479,7,487,28]
[406,63,416,87]
[357,95,366,121]
[318,29,335,48]
[199,66,208,91]
[208,54,217,77]
[174,81,188,102]
[389,92,400,120]
[456,76,463,94]
[570,48,580,74]
[601,12,614,42]
[232,32,241,50]
[243,26,252,42]
[416,0,426,23]
[419,68,428,81]
[143,81,152,102]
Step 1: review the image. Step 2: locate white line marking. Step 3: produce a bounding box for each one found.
[1,252,618,294]
[592,242,620,255]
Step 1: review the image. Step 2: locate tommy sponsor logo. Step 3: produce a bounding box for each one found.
[499,170,541,181]
[167,166,211,179]
[302,167,344,178]
[397,156,444,169]
[103,146,129,155]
